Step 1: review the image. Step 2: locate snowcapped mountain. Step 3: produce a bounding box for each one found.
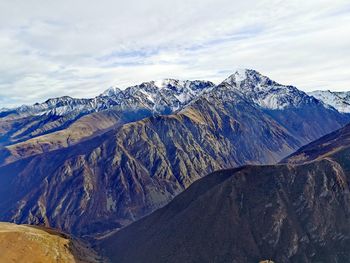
[1,79,214,118]
[107,79,215,114]
[222,69,319,109]
[1,69,333,120]
[213,69,349,144]
[1,96,117,118]
[0,79,214,146]
[100,87,122,97]
[1,69,348,150]
[308,90,350,113]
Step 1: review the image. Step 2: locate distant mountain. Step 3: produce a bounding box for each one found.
[101,124,350,263]
[308,90,350,113]
[0,222,99,262]
[0,79,214,165]
[224,69,314,110]
[0,70,348,238]
[0,79,215,121]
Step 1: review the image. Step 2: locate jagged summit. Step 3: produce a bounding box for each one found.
[153,78,185,89]
[223,68,259,84]
[101,87,122,97]
[1,79,214,119]
[0,78,215,146]
[118,78,215,111]
[222,69,279,85]
[221,69,320,109]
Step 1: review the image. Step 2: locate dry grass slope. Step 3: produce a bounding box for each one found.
[0,222,100,263]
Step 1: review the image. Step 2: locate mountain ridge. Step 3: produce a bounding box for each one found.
[0,78,215,149]
[308,90,350,113]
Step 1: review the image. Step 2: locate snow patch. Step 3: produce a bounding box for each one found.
[234,68,248,82]
[308,90,350,113]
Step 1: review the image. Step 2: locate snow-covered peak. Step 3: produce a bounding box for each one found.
[223,69,267,85]
[124,79,215,110]
[4,70,334,121]
[223,69,248,84]
[221,69,316,110]
[152,79,214,92]
[308,90,350,113]
[1,78,215,120]
[101,87,122,97]
[154,79,184,89]
[234,68,248,81]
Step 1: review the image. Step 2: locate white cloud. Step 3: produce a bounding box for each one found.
[0,0,349,107]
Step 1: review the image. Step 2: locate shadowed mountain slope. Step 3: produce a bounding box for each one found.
[101,125,350,262]
[282,123,350,165]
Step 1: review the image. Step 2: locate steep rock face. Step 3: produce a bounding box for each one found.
[101,158,350,262]
[308,90,350,113]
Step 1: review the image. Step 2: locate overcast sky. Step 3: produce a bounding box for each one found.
[0,0,349,107]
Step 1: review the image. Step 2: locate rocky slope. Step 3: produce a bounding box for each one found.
[101,125,350,262]
[308,90,350,113]
[0,222,100,263]
[0,70,348,238]
[0,109,122,165]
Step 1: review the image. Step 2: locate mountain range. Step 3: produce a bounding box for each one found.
[0,69,349,239]
[0,79,215,165]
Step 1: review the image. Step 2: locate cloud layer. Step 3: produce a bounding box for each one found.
[0,0,349,107]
